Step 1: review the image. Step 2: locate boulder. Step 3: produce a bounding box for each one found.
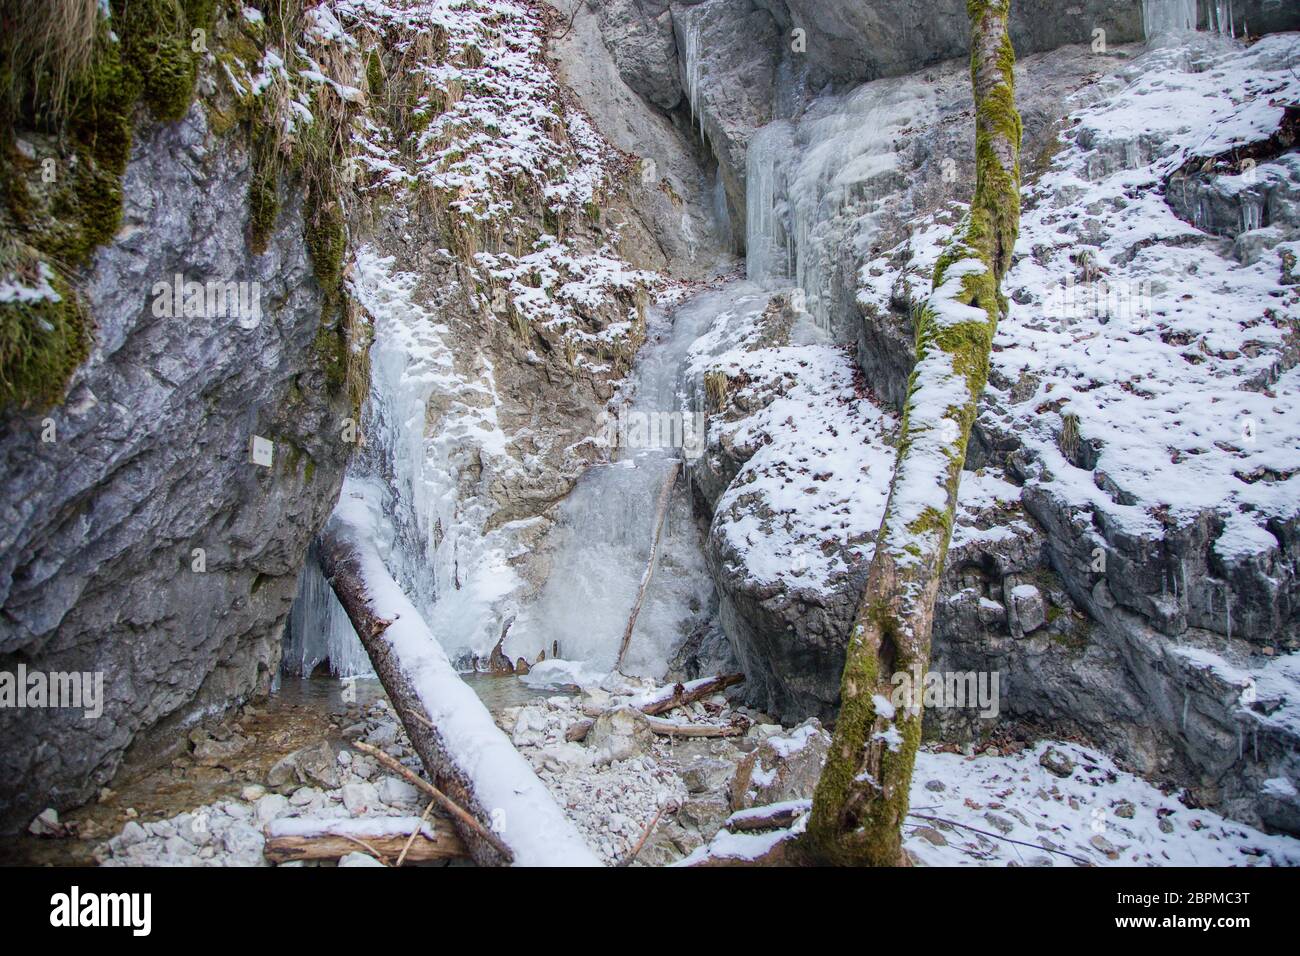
[267,742,341,791]
[254,793,290,826]
[341,781,380,815]
[729,719,831,810]
[586,706,656,765]
[1039,747,1076,779]
[376,775,421,808]
[680,756,735,794]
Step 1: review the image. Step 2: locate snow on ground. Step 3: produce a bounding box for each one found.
[707,344,897,591]
[683,738,1300,867]
[904,741,1300,867]
[685,285,899,595]
[859,34,1300,545]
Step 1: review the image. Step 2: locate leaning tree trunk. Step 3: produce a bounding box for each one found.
[801,0,1022,866]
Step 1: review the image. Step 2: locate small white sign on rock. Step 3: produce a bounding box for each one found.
[250,435,274,468]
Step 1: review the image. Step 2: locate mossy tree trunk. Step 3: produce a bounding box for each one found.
[801,0,1022,866]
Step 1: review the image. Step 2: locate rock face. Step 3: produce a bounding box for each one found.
[588,0,684,111]
[547,0,733,272]
[677,32,1300,834]
[672,0,781,239]
[750,0,1144,89]
[0,106,352,832]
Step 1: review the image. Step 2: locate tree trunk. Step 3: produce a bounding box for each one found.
[317,492,601,866]
[318,528,515,866]
[801,0,1022,866]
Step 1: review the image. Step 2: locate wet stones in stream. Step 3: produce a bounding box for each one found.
[92,698,441,867]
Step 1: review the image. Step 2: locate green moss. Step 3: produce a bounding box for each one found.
[305,185,345,302]
[0,260,90,409]
[306,180,350,399]
[366,50,384,98]
[312,323,347,393]
[113,0,199,122]
[248,131,281,254]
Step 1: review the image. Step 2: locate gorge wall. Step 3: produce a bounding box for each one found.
[566,0,1300,833]
[3,0,1299,842]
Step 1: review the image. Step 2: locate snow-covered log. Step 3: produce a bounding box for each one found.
[318,482,602,867]
[567,672,746,740]
[263,816,467,865]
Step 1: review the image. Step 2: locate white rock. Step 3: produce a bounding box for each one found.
[289,787,323,808]
[368,722,399,746]
[27,807,62,836]
[255,793,291,825]
[376,775,420,807]
[341,781,379,814]
[117,820,147,848]
[338,851,385,867]
[241,784,267,802]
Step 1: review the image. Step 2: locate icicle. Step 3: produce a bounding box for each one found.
[1241,196,1262,233]
[284,544,373,679]
[745,124,795,282]
[1213,0,1236,37]
[681,20,705,141]
[1143,0,1199,40]
[1182,692,1190,731]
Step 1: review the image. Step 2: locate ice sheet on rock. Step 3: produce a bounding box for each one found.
[511,291,720,677]
[344,247,523,660]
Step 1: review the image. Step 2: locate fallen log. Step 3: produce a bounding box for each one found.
[319,487,600,866]
[352,741,512,860]
[613,460,680,673]
[643,714,746,738]
[263,816,467,865]
[567,712,746,742]
[625,672,747,717]
[569,672,747,741]
[724,799,812,834]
